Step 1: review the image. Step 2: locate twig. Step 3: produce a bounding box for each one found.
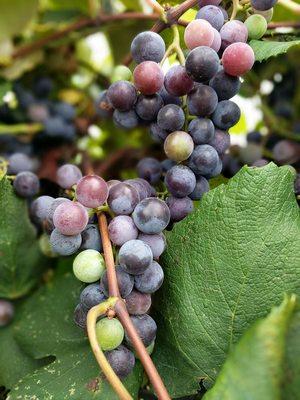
[278,0,300,14]
[166,0,199,24]
[230,0,243,20]
[12,12,159,59]
[0,122,43,135]
[268,21,300,29]
[145,0,165,14]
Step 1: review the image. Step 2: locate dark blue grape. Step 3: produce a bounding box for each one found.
[149,123,169,143]
[137,157,162,184]
[161,159,176,172]
[81,224,103,252]
[80,283,107,310]
[135,94,163,121]
[189,176,210,200]
[125,290,152,315]
[131,31,165,64]
[125,314,157,347]
[166,196,194,222]
[188,118,215,144]
[187,84,218,117]
[132,198,170,234]
[247,131,262,144]
[13,171,40,197]
[134,261,164,294]
[31,195,54,223]
[209,69,241,100]
[107,81,137,111]
[137,233,166,259]
[196,5,225,31]
[157,104,185,132]
[105,345,135,379]
[209,129,230,155]
[165,165,196,198]
[250,0,277,10]
[50,228,82,256]
[204,157,223,178]
[101,266,134,298]
[7,153,36,174]
[44,116,67,137]
[125,178,153,201]
[188,144,220,175]
[113,109,139,130]
[159,86,182,106]
[119,240,153,276]
[185,46,220,82]
[107,182,139,215]
[53,102,76,121]
[33,77,53,98]
[212,100,241,130]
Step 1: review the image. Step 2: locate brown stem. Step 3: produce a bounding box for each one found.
[12,12,159,59]
[268,21,300,28]
[166,0,199,24]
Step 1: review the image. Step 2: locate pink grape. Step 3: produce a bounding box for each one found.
[76,175,109,208]
[211,28,221,52]
[53,201,88,235]
[56,164,82,189]
[220,20,248,49]
[133,61,164,95]
[164,65,194,96]
[184,19,214,50]
[222,42,255,76]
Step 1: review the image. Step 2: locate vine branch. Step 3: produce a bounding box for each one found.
[278,0,300,14]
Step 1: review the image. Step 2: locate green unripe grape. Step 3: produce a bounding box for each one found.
[95,317,124,351]
[164,131,194,162]
[245,14,267,40]
[253,7,273,22]
[39,233,58,258]
[73,249,105,283]
[111,66,132,83]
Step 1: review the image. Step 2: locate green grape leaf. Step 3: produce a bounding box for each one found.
[203,296,299,400]
[0,0,38,41]
[251,39,300,62]
[0,178,47,299]
[152,163,300,398]
[6,273,143,399]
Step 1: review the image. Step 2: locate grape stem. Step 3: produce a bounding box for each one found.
[86,298,133,400]
[160,25,185,66]
[0,123,43,135]
[278,0,300,13]
[230,0,243,20]
[145,0,165,16]
[97,212,171,400]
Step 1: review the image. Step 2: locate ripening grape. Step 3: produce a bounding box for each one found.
[185,46,220,82]
[209,129,230,155]
[187,84,218,117]
[196,5,225,31]
[250,0,277,11]
[220,20,248,49]
[157,104,185,132]
[135,94,164,121]
[125,290,152,315]
[189,176,210,200]
[137,157,162,184]
[273,140,300,165]
[119,239,153,275]
[253,7,274,21]
[209,68,241,100]
[105,345,135,379]
[80,224,102,252]
[108,216,138,246]
[56,164,82,189]
[164,131,194,162]
[131,31,166,64]
[184,19,214,49]
[107,182,139,215]
[53,201,88,235]
[31,195,54,223]
[137,233,166,260]
[134,261,164,294]
[133,61,164,95]
[76,175,109,208]
[46,197,70,226]
[125,178,153,201]
[166,196,194,222]
[132,198,170,234]
[188,118,215,144]
[8,153,36,174]
[210,28,222,52]
[73,249,105,283]
[165,165,196,198]
[222,42,255,77]
[125,314,157,347]
[50,229,82,256]
[13,171,40,197]
[164,65,194,96]
[245,14,267,39]
[113,109,139,130]
[0,300,14,327]
[96,318,124,351]
[101,265,134,298]
[212,100,241,129]
[107,81,137,111]
[80,283,107,311]
[188,144,220,175]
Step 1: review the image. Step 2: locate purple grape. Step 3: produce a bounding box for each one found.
[204,157,223,178]
[56,164,82,189]
[188,144,220,175]
[220,20,248,49]
[13,171,40,198]
[95,91,114,119]
[209,68,241,100]
[149,123,169,143]
[125,178,153,201]
[107,182,139,215]
[50,229,82,256]
[294,173,300,195]
[8,153,36,174]
[131,31,165,64]
[212,100,241,130]
[137,157,162,185]
[0,300,14,327]
[113,109,139,130]
[211,28,222,52]
[218,6,228,20]
[164,65,194,96]
[53,201,88,235]
[74,303,88,330]
[250,0,277,10]
[196,5,225,31]
[133,61,164,95]
[80,283,107,310]
[187,84,218,117]
[188,118,215,144]
[125,290,152,315]
[81,224,102,252]
[46,197,70,227]
[31,195,54,223]
[198,0,222,6]
[107,180,121,190]
[165,165,196,198]
[76,175,108,208]
[118,240,153,276]
[107,81,137,111]
[132,198,170,234]
[209,129,230,155]
[189,176,210,200]
[185,46,220,82]
[184,19,214,49]
[247,131,262,144]
[125,315,157,347]
[252,158,269,167]
[157,104,185,132]
[135,94,163,121]
[105,345,135,379]
[159,86,182,106]
[137,233,166,260]
[273,140,300,165]
[134,261,164,294]
[166,196,194,222]
[161,159,176,172]
[101,266,134,298]
[108,216,138,246]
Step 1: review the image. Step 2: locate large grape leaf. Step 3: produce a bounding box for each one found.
[0,178,47,299]
[5,273,143,400]
[203,296,300,400]
[152,163,300,398]
[251,39,300,62]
